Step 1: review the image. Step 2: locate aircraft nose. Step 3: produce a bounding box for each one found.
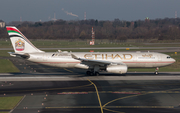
[172,58,176,63]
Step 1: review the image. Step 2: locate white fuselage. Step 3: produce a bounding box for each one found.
[27,51,175,69]
[6,26,176,74]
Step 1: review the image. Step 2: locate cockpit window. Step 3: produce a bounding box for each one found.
[167,56,171,59]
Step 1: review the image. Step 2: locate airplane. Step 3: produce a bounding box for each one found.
[6,26,176,76]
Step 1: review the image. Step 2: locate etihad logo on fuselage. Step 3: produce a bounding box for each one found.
[15,39,25,51]
[84,54,133,60]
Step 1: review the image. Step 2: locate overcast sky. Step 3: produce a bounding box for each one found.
[0,0,180,23]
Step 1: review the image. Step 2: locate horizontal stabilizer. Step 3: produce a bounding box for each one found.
[8,52,30,59]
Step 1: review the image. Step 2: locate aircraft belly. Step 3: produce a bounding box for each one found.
[125,63,137,67]
[127,62,169,68]
[126,62,155,68]
[54,63,78,68]
[153,63,170,67]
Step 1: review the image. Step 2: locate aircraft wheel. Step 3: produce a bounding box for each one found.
[90,72,94,76]
[154,71,159,75]
[95,72,99,76]
[86,71,91,75]
[121,74,126,76]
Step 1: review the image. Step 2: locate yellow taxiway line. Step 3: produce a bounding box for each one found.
[88,79,103,113]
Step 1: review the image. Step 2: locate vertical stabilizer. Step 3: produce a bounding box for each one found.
[6,26,44,53]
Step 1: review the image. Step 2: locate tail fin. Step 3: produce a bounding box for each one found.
[6,26,44,53]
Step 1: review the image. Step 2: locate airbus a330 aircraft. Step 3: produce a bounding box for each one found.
[6,26,175,75]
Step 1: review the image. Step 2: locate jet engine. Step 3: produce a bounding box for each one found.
[106,65,128,74]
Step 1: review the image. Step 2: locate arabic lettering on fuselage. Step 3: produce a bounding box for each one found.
[138,54,155,59]
[84,54,133,60]
[142,54,153,58]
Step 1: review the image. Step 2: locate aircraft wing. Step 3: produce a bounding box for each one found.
[71,54,125,66]
[8,52,30,59]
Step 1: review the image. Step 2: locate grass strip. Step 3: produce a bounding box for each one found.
[0,50,10,57]
[0,96,23,110]
[0,59,19,73]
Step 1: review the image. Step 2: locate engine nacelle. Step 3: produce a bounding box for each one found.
[106,65,128,74]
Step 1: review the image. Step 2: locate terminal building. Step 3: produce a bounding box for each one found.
[0,20,5,28]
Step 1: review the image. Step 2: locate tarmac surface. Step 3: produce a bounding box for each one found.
[1,79,180,113]
[1,57,180,113]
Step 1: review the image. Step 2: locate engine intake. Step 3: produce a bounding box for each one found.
[106,65,127,74]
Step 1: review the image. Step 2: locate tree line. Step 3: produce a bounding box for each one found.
[1,18,180,41]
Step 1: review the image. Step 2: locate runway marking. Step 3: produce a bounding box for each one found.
[96,90,180,94]
[165,87,180,91]
[100,83,180,88]
[74,91,180,94]
[57,92,88,94]
[102,87,179,112]
[2,90,180,95]
[63,68,73,73]
[112,91,141,94]
[106,106,174,108]
[46,106,100,109]
[27,90,180,94]
[0,83,93,93]
[45,106,174,109]
[88,79,103,113]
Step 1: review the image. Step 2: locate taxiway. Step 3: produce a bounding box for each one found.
[1,79,180,113]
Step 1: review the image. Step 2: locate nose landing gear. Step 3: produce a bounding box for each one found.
[154,67,159,75]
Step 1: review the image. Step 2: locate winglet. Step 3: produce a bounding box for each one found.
[8,52,30,59]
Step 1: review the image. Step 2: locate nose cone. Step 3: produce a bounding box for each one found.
[172,58,176,63]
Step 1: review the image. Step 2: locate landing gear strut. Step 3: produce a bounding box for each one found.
[86,71,99,76]
[154,67,159,75]
[94,72,99,76]
[86,65,100,76]
[86,71,91,75]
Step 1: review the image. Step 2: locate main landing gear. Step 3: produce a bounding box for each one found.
[86,65,100,76]
[86,71,100,76]
[154,67,159,75]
